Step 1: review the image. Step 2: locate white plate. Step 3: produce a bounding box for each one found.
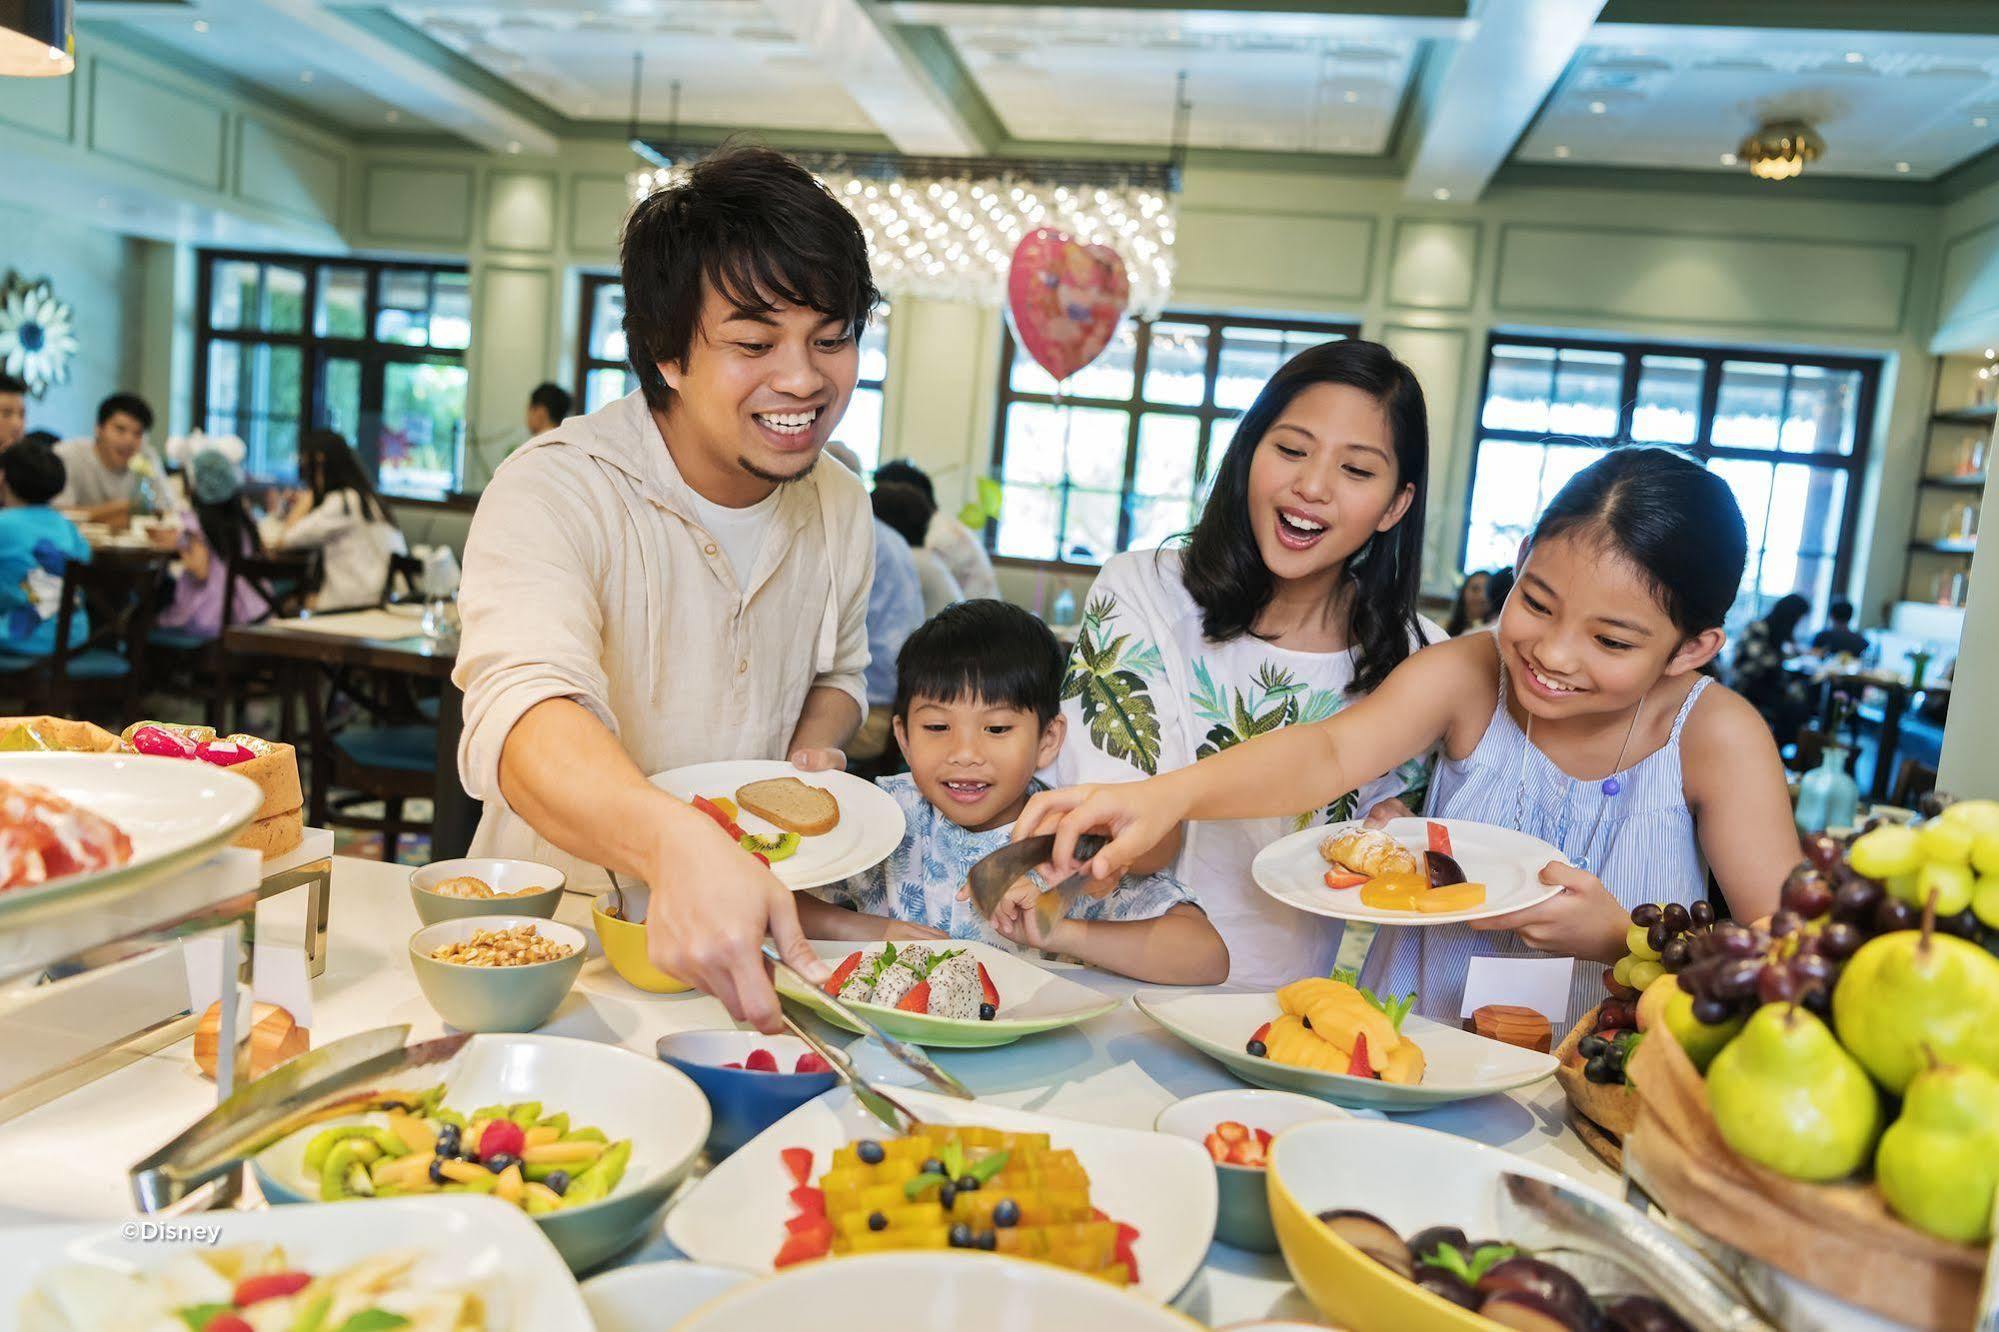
[583,1260,751,1332]
[665,1086,1217,1303]
[0,752,263,927]
[1252,817,1566,926]
[776,939,1121,1048]
[0,1195,592,1329]
[670,1252,1207,1331]
[252,1033,711,1272]
[1134,990,1556,1111]
[650,760,905,891]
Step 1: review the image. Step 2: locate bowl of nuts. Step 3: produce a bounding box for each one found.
[409,916,588,1033]
[410,857,566,925]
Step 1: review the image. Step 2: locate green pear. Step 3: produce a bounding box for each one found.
[1706,1004,1881,1182]
[1833,930,1999,1093]
[1663,987,1743,1073]
[1876,1062,1999,1243]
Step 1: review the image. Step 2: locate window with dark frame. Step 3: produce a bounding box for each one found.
[576,273,892,470]
[989,312,1360,568]
[1464,333,1879,622]
[194,250,471,499]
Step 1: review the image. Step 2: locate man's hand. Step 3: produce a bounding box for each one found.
[788,746,847,773]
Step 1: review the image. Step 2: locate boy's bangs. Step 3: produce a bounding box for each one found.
[705,234,868,336]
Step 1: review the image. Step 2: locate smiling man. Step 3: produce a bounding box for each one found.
[454,146,881,1028]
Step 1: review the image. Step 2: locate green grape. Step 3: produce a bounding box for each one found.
[1848,824,1922,880]
[1623,923,1661,963]
[1627,959,1666,991]
[1612,954,1637,988]
[1919,820,1974,867]
[1918,860,1975,917]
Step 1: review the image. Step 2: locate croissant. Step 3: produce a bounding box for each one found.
[1318,827,1418,878]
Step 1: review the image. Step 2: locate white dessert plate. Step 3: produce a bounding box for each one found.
[1253,817,1566,926]
[650,759,905,891]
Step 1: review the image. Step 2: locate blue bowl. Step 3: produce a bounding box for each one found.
[657,1030,839,1159]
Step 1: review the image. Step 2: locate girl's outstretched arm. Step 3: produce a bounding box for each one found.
[1681,683,1797,923]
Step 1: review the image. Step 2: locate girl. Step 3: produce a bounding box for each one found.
[157,445,270,640]
[276,430,407,611]
[1024,447,1797,1020]
[1046,339,1439,990]
[1445,569,1493,636]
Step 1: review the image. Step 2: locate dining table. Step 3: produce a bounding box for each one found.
[1784,657,1951,802]
[223,608,475,858]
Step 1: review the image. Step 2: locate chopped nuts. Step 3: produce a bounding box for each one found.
[429,923,575,967]
[426,874,547,899]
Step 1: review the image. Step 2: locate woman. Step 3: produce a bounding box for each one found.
[1730,592,1811,740]
[1048,339,1438,988]
[276,430,406,611]
[157,445,269,639]
[1445,569,1492,636]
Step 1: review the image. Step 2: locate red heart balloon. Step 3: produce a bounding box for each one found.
[1006,229,1130,384]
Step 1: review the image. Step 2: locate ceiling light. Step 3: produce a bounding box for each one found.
[1553,145,1571,158]
[1844,51,1864,63]
[0,0,74,77]
[1432,188,1451,201]
[193,20,210,33]
[1895,161,1911,173]
[299,70,314,84]
[1720,152,1738,166]
[1342,90,1359,104]
[1737,119,1823,181]
[1588,100,1607,115]
[1985,348,1996,359]
[1977,116,1991,129]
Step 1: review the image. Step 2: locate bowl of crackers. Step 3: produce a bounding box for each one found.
[409,916,587,1032]
[410,856,566,925]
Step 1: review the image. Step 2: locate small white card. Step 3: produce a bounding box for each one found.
[253,942,313,1029]
[1459,955,1575,1026]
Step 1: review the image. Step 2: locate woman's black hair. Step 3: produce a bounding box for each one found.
[195,493,263,572]
[872,459,935,504]
[1445,570,1490,637]
[871,481,936,550]
[620,143,880,414]
[1762,593,1811,648]
[893,599,1065,725]
[1524,446,1747,637]
[1180,338,1429,695]
[298,429,392,527]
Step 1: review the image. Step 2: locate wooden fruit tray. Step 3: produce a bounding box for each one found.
[1552,1003,1637,1169]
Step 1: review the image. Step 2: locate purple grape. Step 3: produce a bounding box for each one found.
[1770,910,1805,938]
[1690,900,1715,928]
[1676,957,1720,998]
[1711,923,1759,958]
[1630,903,1663,928]
[1800,986,1833,1017]
[1874,898,1918,934]
[1943,910,1982,940]
[1646,920,1672,954]
[1802,836,1843,874]
[1791,953,1837,991]
[1820,922,1864,961]
[1711,958,1762,1001]
[1691,995,1736,1026]
[1662,902,1692,934]
[1831,875,1883,924]
[1661,935,1692,971]
[1780,867,1834,920]
[1757,965,1799,1006]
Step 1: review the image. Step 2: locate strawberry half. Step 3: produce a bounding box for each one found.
[1233,1136,1267,1168]
[896,980,931,1013]
[1427,821,1453,856]
[1345,1031,1378,1080]
[477,1119,526,1162]
[204,1316,255,1332]
[1113,1222,1141,1284]
[794,1053,831,1075]
[780,1147,814,1188]
[1323,871,1368,890]
[1254,1127,1273,1151]
[1214,1121,1249,1144]
[788,1185,826,1215]
[745,1048,779,1073]
[823,952,864,997]
[774,1215,832,1267]
[1202,1131,1228,1163]
[976,961,999,1008]
[232,1272,312,1306]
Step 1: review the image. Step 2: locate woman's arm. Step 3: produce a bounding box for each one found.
[275,496,348,551]
[997,902,1227,985]
[1681,683,1795,923]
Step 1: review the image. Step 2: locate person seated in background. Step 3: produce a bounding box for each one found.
[0,374,26,452]
[873,458,1000,600]
[1445,568,1491,636]
[0,438,90,656]
[1810,598,1868,659]
[156,444,270,640]
[55,393,168,528]
[827,442,924,765]
[873,481,962,617]
[800,600,1228,985]
[525,381,573,437]
[273,429,407,611]
[1730,591,1813,741]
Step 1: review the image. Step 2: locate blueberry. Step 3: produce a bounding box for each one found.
[868,1210,888,1232]
[1244,1039,1267,1058]
[955,1175,981,1193]
[484,1153,517,1174]
[993,1199,1020,1228]
[435,1125,461,1156]
[977,1229,998,1251]
[544,1170,570,1196]
[938,1184,957,1210]
[428,1158,447,1185]
[856,1139,886,1165]
[1300,1014,1312,1030]
[949,1223,973,1248]
[920,1157,945,1177]
[978,1003,997,1022]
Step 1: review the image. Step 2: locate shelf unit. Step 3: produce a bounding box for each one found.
[1903,354,1997,609]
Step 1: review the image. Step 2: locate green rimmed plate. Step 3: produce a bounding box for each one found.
[777,939,1120,1048]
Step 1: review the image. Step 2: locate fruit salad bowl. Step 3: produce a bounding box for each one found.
[657,1029,839,1159]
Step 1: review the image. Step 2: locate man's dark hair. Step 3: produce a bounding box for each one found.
[894,599,1065,726]
[872,459,935,505]
[1828,598,1854,624]
[3,437,66,505]
[871,481,936,550]
[0,373,25,397]
[20,430,58,450]
[529,382,572,424]
[619,144,880,413]
[97,392,153,431]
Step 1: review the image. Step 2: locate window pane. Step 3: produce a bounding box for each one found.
[1217,326,1329,411]
[1129,496,1192,552]
[994,483,1060,561]
[1482,343,1556,432]
[1550,347,1622,437]
[1779,364,1860,456]
[1203,416,1238,497]
[838,387,884,475]
[430,272,471,350]
[377,269,431,346]
[1463,440,1608,574]
[1710,459,1847,623]
[1000,401,1129,488]
[590,283,628,363]
[1008,322,1135,400]
[208,342,301,480]
[858,320,889,385]
[585,367,633,413]
[262,265,306,334]
[1143,322,1207,406]
[1062,488,1121,565]
[316,266,367,338]
[1712,361,1786,450]
[1633,355,1702,445]
[1134,413,1198,498]
[209,260,259,332]
[319,357,362,460]
[376,361,466,498]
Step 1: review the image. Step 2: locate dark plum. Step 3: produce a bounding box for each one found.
[1426,850,1469,887]
[1409,1224,1470,1263]
[1315,1209,1413,1279]
[1413,1266,1481,1311]
[1603,1294,1696,1332]
[1476,1257,1595,1329]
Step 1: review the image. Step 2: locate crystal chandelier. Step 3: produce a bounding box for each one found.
[1738,119,1823,181]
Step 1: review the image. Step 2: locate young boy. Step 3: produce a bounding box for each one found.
[801,600,1228,985]
[0,438,90,655]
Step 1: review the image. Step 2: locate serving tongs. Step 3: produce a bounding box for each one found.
[130,1025,470,1214]
[761,942,972,1104]
[965,834,1108,936]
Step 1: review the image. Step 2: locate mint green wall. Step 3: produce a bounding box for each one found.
[0,198,147,439]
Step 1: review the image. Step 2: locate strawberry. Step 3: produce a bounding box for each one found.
[1427,821,1453,856]
[823,952,863,997]
[745,1048,779,1073]
[721,1061,744,1070]
[1323,871,1368,890]
[785,1210,828,1235]
[774,1216,832,1268]
[1113,1222,1141,1284]
[788,1185,826,1215]
[780,1147,814,1188]
[751,851,770,867]
[975,961,999,1008]
[1254,1128,1273,1151]
[1202,1131,1228,1163]
[1213,1121,1249,1144]
[231,1272,312,1306]
[895,980,931,1013]
[477,1119,526,1162]
[1345,1032,1378,1080]
[1249,1021,1272,1044]
[1233,1136,1267,1168]
[794,1053,831,1075]
[204,1316,255,1332]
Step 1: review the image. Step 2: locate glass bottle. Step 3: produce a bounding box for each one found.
[1795,744,1860,836]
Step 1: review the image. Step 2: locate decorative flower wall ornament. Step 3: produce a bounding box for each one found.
[0,272,77,397]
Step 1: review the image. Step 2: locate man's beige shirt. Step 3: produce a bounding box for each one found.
[453,390,874,888]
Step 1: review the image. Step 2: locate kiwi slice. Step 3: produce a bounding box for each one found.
[740,831,801,862]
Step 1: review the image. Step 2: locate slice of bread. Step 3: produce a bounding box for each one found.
[735,777,840,837]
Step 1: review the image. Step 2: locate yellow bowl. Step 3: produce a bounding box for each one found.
[592,892,694,994]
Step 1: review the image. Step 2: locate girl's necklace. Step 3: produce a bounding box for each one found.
[1516,690,1649,873]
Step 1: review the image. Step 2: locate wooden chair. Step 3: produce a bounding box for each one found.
[382,552,425,605]
[1891,758,1938,811]
[151,550,319,737]
[0,557,163,724]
